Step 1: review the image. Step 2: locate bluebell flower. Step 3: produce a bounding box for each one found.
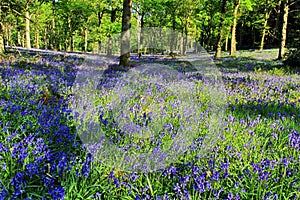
[0,188,8,200]
[49,185,65,200]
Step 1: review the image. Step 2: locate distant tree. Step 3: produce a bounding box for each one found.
[278,0,289,59]
[119,0,132,67]
[0,23,4,54]
[215,0,228,58]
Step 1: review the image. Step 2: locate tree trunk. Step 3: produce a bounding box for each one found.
[17,27,21,47]
[5,25,11,46]
[0,23,4,54]
[84,26,88,52]
[35,9,40,49]
[170,15,176,53]
[230,0,240,56]
[225,30,229,52]
[35,29,40,49]
[137,13,144,57]
[68,17,73,51]
[119,0,132,67]
[97,10,104,54]
[215,0,227,58]
[260,10,270,51]
[183,16,189,55]
[107,37,112,55]
[50,0,56,50]
[107,9,117,56]
[25,10,31,49]
[44,28,48,49]
[278,0,289,59]
[216,28,224,58]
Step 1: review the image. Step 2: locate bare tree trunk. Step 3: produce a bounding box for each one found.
[35,30,40,49]
[170,16,176,53]
[97,9,104,54]
[278,0,289,59]
[216,28,224,58]
[68,17,73,51]
[0,23,4,54]
[84,26,88,52]
[225,31,229,52]
[5,25,11,46]
[107,9,117,56]
[216,0,227,58]
[44,28,48,49]
[107,37,112,55]
[230,0,240,56]
[260,10,270,51]
[35,9,40,49]
[137,13,144,57]
[25,10,31,49]
[119,0,132,67]
[17,28,21,46]
[50,0,55,50]
[182,17,189,55]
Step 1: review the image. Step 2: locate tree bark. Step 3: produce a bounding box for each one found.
[84,25,88,52]
[137,13,144,57]
[44,28,48,49]
[230,0,240,56]
[182,16,189,55]
[0,23,4,54]
[119,0,132,67]
[50,0,56,50]
[260,10,270,51]
[35,29,40,49]
[170,15,176,53]
[107,9,117,56]
[215,0,227,58]
[97,10,104,53]
[225,29,229,52]
[25,10,31,49]
[278,0,289,59]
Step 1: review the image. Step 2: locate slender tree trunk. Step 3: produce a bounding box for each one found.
[84,25,88,52]
[216,0,227,58]
[260,10,270,51]
[225,30,229,52]
[107,9,117,56]
[44,28,48,49]
[183,17,189,55]
[5,25,11,46]
[119,0,132,67]
[278,0,289,59]
[17,28,21,46]
[137,13,144,57]
[35,30,40,49]
[68,17,73,51]
[97,10,104,54]
[170,15,176,53]
[107,37,112,55]
[35,9,40,49]
[0,23,4,54]
[50,0,56,50]
[230,0,240,56]
[216,28,224,58]
[25,10,31,49]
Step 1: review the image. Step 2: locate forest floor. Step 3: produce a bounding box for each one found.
[0,47,299,199]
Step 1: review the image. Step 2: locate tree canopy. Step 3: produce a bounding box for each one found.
[0,0,299,60]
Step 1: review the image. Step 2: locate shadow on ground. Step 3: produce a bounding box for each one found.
[214,56,300,74]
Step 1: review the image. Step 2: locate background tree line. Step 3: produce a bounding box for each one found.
[0,0,299,60]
